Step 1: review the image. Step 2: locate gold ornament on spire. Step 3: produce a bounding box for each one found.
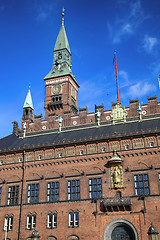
[62,8,65,17]
[62,8,65,24]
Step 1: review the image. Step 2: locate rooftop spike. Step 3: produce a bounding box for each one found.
[23,84,34,110]
[62,7,65,25]
[54,9,70,53]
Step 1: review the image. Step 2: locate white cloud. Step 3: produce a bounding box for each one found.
[142,35,158,53]
[119,70,131,88]
[127,81,156,98]
[108,0,147,43]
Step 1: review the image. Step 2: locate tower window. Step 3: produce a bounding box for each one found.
[38,155,42,160]
[58,53,62,59]
[19,157,22,163]
[0,160,3,165]
[25,109,28,116]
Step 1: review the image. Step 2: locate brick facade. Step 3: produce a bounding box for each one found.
[1,14,160,240]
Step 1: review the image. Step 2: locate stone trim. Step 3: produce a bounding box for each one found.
[104,218,139,240]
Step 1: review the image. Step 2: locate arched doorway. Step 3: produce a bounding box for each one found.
[104,219,139,240]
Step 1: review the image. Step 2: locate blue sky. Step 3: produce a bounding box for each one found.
[0,0,160,138]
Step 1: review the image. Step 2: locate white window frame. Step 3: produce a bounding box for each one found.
[47,213,57,228]
[4,216,13,231]
[59,153,62,158]
[102,147,106,153]
[125,144,129,150]
[27,215,36,230]
[80,150,83,155]
[149,142,154,147]
[69,212,79,227]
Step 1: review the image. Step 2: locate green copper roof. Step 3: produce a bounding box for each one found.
[54,18,70,53]
[23,85,34,110]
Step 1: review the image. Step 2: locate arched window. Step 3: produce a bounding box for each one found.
[112,225,135,240]
[104,219,139,240]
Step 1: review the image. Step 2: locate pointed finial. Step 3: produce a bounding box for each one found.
[62,8,65,25]
[29,83,30,90]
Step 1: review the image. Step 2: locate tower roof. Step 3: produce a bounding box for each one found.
[23,84,34,110]
[54,13,71,53]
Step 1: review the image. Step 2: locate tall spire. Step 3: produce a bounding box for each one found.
[54,8,71,53]
[44,9,73,80]
[23,84,34,110]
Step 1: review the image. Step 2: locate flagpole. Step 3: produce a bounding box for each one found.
[113,50,120,104]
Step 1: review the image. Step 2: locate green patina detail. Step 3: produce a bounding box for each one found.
[23,85,34,110]
[54,19,70,53]
[44,16,75,80]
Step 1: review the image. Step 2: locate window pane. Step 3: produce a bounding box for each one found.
[89,178,102,199]
[47,181,59,202]
[68,179,80,200]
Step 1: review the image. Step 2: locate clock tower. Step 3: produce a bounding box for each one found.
[44,10,79,118]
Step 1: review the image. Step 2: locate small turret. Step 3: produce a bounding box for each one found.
[22,84,34,122]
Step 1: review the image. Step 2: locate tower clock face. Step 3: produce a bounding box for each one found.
[51,84,61,95]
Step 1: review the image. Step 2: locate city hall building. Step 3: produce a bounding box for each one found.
[0,11,160,240]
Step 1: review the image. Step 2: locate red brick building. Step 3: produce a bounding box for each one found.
[0,12,160,240]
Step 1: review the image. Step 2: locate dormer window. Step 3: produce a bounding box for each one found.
[80,150,83,155]
[59,153,62,158]
[125,145,129,150]
[102,147,106,153]
[150,142,154,147]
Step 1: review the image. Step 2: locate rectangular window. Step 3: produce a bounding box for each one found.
[134,174,150,196]
[7,185,19,205]
[69,212,79,227]
[47,182,59,202]
[4,216,13,231]
[27,215,36,230]
[89,177,102,199]
[68,180,80,200]
[27,183,39,203]
[47,213,57,228]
